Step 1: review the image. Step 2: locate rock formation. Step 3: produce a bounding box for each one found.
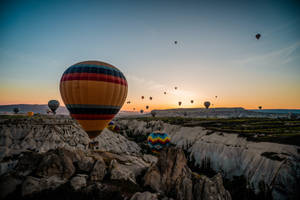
[0,145,231,200]
[117,119,300,200]
[143,148,231,200]
[0,117,140,168]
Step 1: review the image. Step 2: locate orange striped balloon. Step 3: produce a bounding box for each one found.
[60,61,128,139]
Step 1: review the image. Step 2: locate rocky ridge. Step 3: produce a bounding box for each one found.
[0,117,231,200]
[0,147,230,200]
[0,117,141,175]
[116,119,300,200]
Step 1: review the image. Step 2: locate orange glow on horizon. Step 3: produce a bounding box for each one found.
[1,83,300,110]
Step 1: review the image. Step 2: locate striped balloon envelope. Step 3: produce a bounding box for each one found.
[60,61,128,139]
[147,131,170,153]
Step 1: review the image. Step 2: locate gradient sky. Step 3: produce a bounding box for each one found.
[0,0,300,110]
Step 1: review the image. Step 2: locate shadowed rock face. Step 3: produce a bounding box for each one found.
[0,147,231,200]
[118,119,300,200]
[144,148,231,200]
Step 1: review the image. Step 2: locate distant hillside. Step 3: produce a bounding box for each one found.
[120,107,300,119]
[249,109,300,114]
[0,104,69,115]
[0,104,137,116]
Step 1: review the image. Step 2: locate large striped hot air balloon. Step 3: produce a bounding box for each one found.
[147,131,170,153]
[60,61,128,139]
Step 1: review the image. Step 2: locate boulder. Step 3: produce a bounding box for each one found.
[90,157,107,181]
[70,174,87,190]
[14,151,43,176]
[35,148,75,179]
[21,176,66,196]
[109,159,136,184]
[130,191,159,200]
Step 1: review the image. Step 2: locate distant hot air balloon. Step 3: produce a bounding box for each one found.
[255,33,261,40]
[133,108,136,111]
[178,101,182,106]
[174,86,178,90]
[107,121,119,132]
[190,100,194,104]
[149,97,152,100]
[147,131,170,153]
[258,106,262,110]
[48,100,60,115]
[204,101,211,109]
[107,121,115,130]
[146,105,149,109]
[215,96,218,98]
[13,108,19,114]
[164,92,167,95]
[140,109,144,114]
[174,41,178,44]
[141,96,144,100]
[27,112,34,117]
[127,101,131,104]
[60,61,128,139]
[151,110,156,117]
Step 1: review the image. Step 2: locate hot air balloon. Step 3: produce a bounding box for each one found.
[141,96,144,100]
[13,108,19,114]
[174,41,178,44]
[178,101,182,106]
[174,86,178,90]
[27,112,34,117]
[204,101,210,109]
[215,96,218,98]
[147,131,170,153]
[48,100,60,115]
[255,33,261,40]
[140,109,144,114]
[127,101,131,104]
[258,106,262,110]
[60,61,128,139]
[133,108,136,111]
[151,110,156,117]
[146,105,149,109]
[107,121,115,131]
[107,121,119,132]
[149,97,152,100]
[164,92,167,95]
[190,100,194,104]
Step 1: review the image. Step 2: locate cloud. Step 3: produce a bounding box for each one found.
[235,41,300,66]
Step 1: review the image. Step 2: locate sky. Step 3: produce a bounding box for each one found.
[0,0,300,110]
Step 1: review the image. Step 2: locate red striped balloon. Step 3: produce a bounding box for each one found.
[60,61,128,139]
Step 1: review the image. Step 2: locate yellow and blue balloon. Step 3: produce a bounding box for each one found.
[60,61,128,139]
[147,131,170,153]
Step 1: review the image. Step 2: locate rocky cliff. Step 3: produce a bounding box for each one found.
[0,117,231,200]
[117,119,300,200]
[0,147,230,200]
